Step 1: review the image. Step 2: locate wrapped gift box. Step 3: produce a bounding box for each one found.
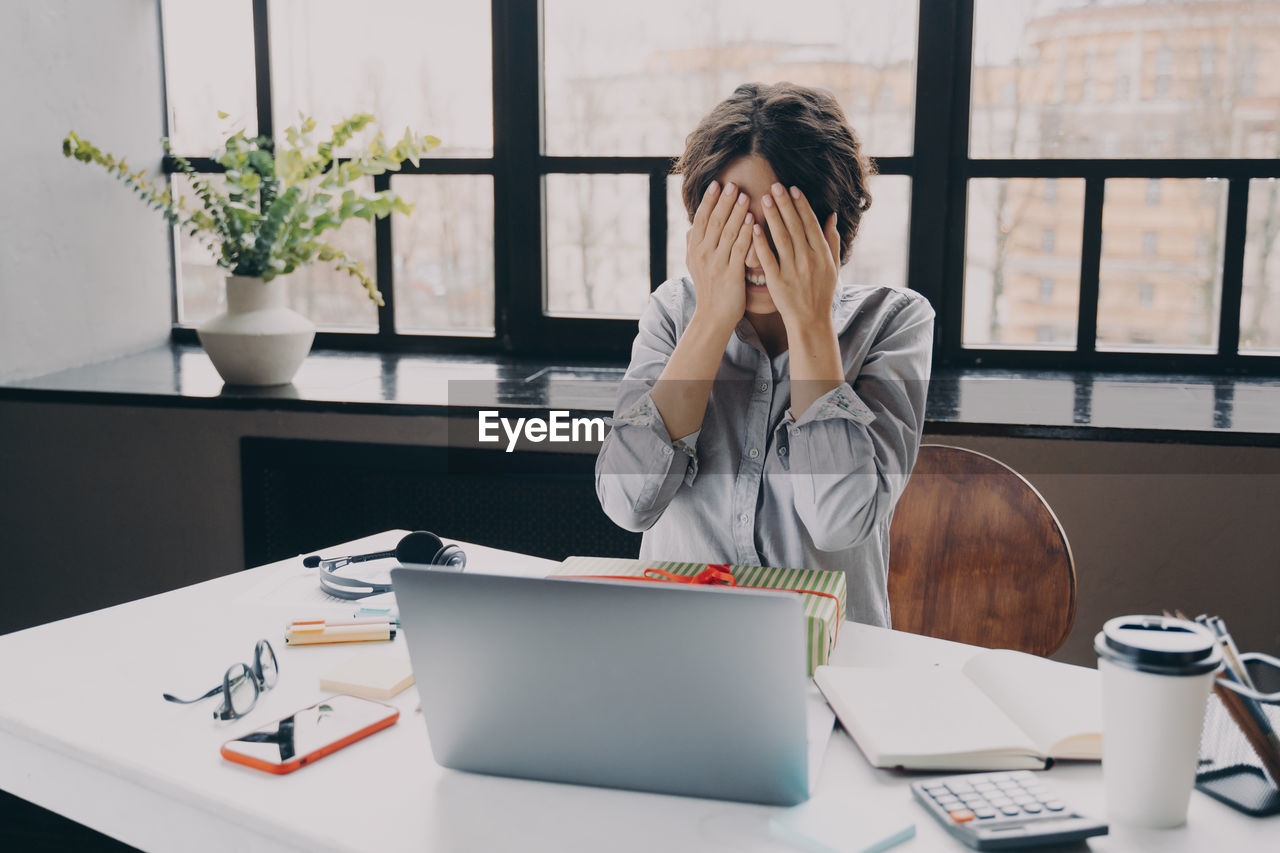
[552,557,845,675]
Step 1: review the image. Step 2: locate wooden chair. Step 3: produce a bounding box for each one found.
[887,444,1076,657]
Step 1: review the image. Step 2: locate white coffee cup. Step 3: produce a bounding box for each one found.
[1094,615,1222,828]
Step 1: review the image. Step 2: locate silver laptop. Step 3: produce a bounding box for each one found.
[390,568,815,805]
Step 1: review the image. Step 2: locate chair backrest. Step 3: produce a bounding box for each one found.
[887,444,1076,657]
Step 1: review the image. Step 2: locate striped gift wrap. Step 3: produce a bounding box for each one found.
[551,557,846,675]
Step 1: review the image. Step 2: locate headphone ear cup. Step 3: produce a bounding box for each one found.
[395,530,447,566]
[434,543,467,569]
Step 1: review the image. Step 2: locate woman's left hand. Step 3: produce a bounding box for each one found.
[752,182,840,332]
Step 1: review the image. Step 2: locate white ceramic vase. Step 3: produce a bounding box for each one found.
[196,275,316,387]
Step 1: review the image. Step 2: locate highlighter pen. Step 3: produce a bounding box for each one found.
[284,622,397,646]
[354,606,399,625]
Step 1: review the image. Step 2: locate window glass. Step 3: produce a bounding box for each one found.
[391,176,495,335]
[1241,178,1280,354]
[544,0,918,157]
[172,173,226,326]
[972,0,1280,158]
[280,175,379,332]
[1097,178,1226,352]
[545,174,651,318]
[160,0,257,154]
[844,176,911,289]
[963,178,1085,348]
[270,0,492,157]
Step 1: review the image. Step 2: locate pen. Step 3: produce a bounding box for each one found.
[1202,614,1257,691]
[284,622,397,645]
[290,617,397,628]
[1196,613,1280,776]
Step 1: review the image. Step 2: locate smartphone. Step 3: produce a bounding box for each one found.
[221,694,399,774]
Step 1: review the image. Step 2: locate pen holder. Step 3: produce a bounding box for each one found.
[1195,651,1280,817]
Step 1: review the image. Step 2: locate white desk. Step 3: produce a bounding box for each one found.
[0,531,1272,852]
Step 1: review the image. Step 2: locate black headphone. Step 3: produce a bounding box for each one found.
[303,531,467,600]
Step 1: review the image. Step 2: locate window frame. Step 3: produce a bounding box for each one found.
[162,0,1280,374]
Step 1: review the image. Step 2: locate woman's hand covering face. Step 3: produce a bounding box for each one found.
[685,180,754,330]
[752,183,841,330]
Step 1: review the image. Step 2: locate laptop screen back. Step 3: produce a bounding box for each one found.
[391,569,810,805]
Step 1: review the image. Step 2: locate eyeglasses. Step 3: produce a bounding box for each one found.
[162,639,279,721]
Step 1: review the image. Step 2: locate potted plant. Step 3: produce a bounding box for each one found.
[62,114,439,386]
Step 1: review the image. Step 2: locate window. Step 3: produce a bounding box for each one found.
[157,0,1280,373]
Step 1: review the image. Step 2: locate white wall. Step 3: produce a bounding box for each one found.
[0,0,171,381]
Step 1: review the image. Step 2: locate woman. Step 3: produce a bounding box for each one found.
[594,82,934,627]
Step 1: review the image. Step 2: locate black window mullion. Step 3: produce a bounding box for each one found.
[909,0,969,362]
[251,0,273,140]
[1076,177,1105,357]
[492,0,542,353]
[1217,178,1250,358]
[650,170,669,293]
[374,172,395,339]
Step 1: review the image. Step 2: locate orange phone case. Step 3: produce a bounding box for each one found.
[220,695,400,774]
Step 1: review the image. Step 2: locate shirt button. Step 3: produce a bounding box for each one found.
[778,446,788,456]
[738,513,749,525]
[662,446,673,457]
[748,448,760,459]
[789,427,800,437]
[758,382,769,393]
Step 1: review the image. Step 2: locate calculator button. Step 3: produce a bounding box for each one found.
[949,809,975,823]
[1022,803,1043,814]
[1044,801,1066,812]
[946,782,975,794]
[999,805,1022,816]
[922,782,947,792]
[973,807,997,819]
[960,794,986,805]
[988,796,1013,808]
[974,782,998,792]
[937,798,963,810]
[995,779,1020,789]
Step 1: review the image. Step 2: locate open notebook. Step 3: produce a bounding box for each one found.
[815,648,1102,771]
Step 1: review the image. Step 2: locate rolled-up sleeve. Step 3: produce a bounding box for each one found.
[595,288,700,532]
[779,294,934,551]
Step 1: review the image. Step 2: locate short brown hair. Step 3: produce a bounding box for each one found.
[674,82,875,266]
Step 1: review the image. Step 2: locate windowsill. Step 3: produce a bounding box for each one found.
[3,342,1280,446]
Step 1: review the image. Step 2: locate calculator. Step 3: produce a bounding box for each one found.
[910,771,1108,850]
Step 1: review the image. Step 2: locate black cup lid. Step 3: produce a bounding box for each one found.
[1094,615,1222,676]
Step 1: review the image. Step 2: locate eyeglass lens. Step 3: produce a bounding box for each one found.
[223,662,260,719]
[255,639,279,690]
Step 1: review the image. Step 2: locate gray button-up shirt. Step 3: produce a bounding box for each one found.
[595,276,934,627]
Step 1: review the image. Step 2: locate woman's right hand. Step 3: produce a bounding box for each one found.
[686,180,753,332]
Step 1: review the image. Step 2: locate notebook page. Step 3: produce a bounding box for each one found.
[815,666,1041,768]
[961,649,1102,759]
